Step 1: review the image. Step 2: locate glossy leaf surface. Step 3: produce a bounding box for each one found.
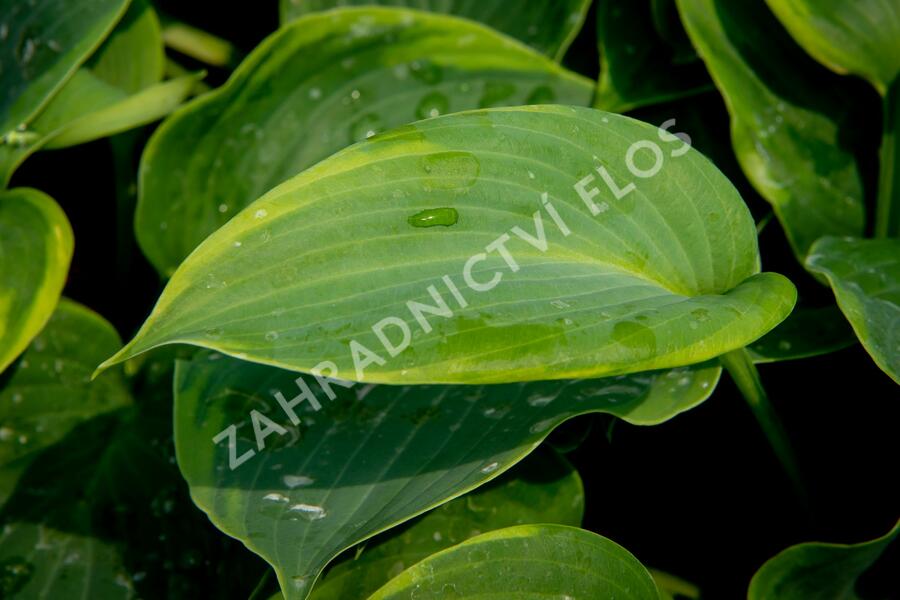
[0,0,128,136]
[109,106,795,384]
[135,8,594,276]
[367,524,660,600]
[676,0,865,260]
[0,188,73,374]
[806,237,900,383]
[278,1,592,59]
[765,0,900,95]
[174,352,717,599]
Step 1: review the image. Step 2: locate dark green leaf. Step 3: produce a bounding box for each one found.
[749,520,900,599]
[747,304,856,363]
[173,352,716,600]
[595,0,711,113]
[279,2,592,59]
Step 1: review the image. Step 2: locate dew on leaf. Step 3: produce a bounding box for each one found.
[407,207,458,228]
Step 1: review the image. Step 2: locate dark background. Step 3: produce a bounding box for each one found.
[11,1,899,598]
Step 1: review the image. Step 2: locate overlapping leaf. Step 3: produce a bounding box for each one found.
[173,351,717,599]
[278,1,592,60]
[0,0,196,186]
[135,8,594,276]
[594,0,711,113]
[0,0,128,136]
[367,524,660,600]
[308,448,583,600]
[0,188,73,373]
[107,106,795,384]
[0,299,131,474]
[746,305,856,363]
[676,0,865,260]
[749,519,900,599]
[765,0,900,96]
[806,237,900,383]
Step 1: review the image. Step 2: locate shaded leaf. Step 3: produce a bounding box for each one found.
[173,352,717,600]
[135,8,594,276]
[279,1,592,60]
[0,0,128,135]
[676,0,865,260]
[0,188,72,374]
[0,299,131,473]
[366,524,659,600]
[747,304,856,363]
[0,0,193,186]
[749,520,900,599]
[308,448,583,600]
[806,237,900,383]
[595,0,711,113]
[0,522,134,599]
[765,0,900,95]
[107,106,795,384]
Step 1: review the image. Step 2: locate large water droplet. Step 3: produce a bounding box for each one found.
[407,207,458,228]
[286,503,327,521]
[410,60,443,85]
[480,461,499,474]
[420,152,480,190]
[416,92,449,119]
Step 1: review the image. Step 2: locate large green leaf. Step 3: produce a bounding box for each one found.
[173,351,717,600]
[0,522,134,599]
[0,0,129,136]
[308,448,583,600]
[806,237,900,384]
[594,0,711,113]
[367,524,660,600]
[764,0,900,96]
[135,8,594,277]
[279,1,592,60]
[0,299,131,473]
[105,106,795,383]
[0,188,73,374]
[0,0,195,187]
[676,0,865,260]
[748,520,900,599]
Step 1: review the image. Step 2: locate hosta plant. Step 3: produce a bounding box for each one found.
[1,1,897,599]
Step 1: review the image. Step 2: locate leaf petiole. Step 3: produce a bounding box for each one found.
[720,348,807,504]
[875,76,900,238]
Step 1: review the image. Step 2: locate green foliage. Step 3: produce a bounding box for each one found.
[0,2,897,599]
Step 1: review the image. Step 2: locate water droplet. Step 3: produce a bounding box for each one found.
[777,340,792,351]
[612,321,657,352]
[527,171,536,179]
[232,241,242,248]
[218,203,228,213]
[350,88,361,100]
[420,152,480,190]
[11,393,22,404]
[416,92,449,119]
[529,418,555,433]
[349,113,383,143]
[254,208,268,219]
[0,427,13,441]
[308,87,321,100]
[480,461,499,474]
[432,531,443,541]
[526,393,554,407]
[407,207,458,228]
[526,86,555,104]
[0,557,34,594]
[287,503,327,521]
[291,576,309,592]
[283,475,314,489]
[204,327,223,339]
[691,308,710,322]
[263,492,289,503]
[265,331,279,341]
[550,299,571,309]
